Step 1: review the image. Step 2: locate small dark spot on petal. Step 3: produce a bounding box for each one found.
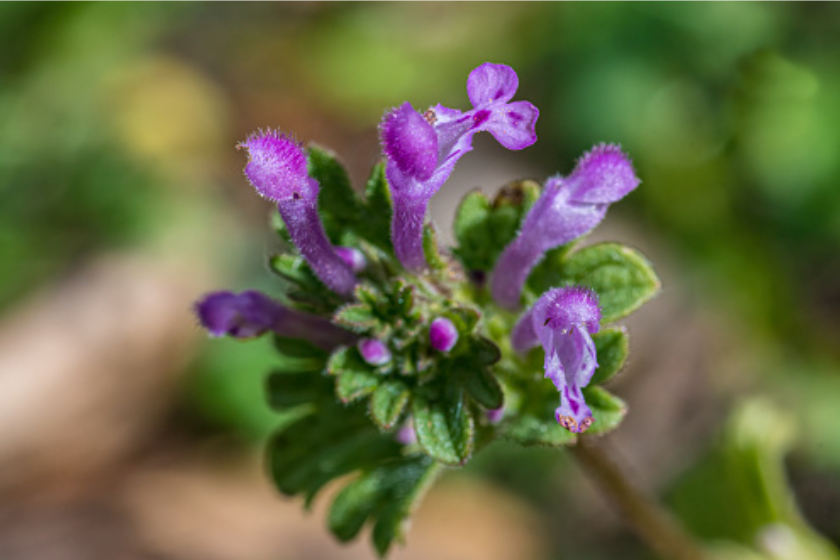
[472,109,491,127]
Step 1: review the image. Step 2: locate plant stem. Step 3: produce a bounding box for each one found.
[571,437,711,560]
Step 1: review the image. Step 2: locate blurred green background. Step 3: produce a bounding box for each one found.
[1,3,839,560]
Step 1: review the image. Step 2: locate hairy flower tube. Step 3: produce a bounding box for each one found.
[381,62,539,270]
[239,131,356,297]
[491,144,640,309]
[195,290,352,349]
[511,287,601,433]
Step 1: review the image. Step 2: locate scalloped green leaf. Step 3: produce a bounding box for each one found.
[268,405,400,502]
[412,391,474,465]
[307,144,362,242]
[370,380,410,430]
[371,457,440,556]
[328,455,439,556]
[590,328,629,385]
[583,386,627,435]
[563,243,660,323]
[463,367,504,410]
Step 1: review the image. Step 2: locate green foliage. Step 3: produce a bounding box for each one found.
[328,455,440,556]
[453,181,541,272]
[590,328,629,385]
[412,389,474,465]
[307,144,363,242]
[528,242,660,323]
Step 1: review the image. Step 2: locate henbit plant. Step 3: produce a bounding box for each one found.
[194,63,698,558]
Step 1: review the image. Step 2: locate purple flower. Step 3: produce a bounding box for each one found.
[511,287,601,434]
[358,338,392,366]
[381,63,539,270]
[335,246,366,274]
[491,144,640,309]
[395,422,417,445]
[429,317,459,353]
[195,290,352,349]
[239,131,356,297]
[486,407,505,424]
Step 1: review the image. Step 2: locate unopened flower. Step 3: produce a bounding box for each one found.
[491,144,639,309]
[429,317,459,353]
[358,338,392,366]
[396,422,417,445]
[381,63,539,270]
[195,290,351,349]
[511,287,601,433]
[486,407,505,424]
[335,246,366,274]
[239,131,356,297]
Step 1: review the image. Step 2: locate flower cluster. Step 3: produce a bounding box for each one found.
[193,62,656,556]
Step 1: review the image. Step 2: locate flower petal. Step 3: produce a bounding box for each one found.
[554,326,599,389]
[483,100,539,150]
[568,143,640,204]
[467,63,519,107]
[380,102,438,181]
[239,131,316,202]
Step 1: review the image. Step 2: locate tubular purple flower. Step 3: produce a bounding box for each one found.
[429,317,459,353]
[358,338,392,366]
[239,131,356,297]
[511,287,601,434]
[194,290,352,349]
[380,63,539,270]
[491,144,640,309]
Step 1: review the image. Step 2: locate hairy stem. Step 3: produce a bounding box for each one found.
[571,437,711,560]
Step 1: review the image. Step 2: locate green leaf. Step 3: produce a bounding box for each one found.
[359,162,393,251]
[337,370,380,403]
[590,328,629,385]
[327,346,369,376]
[525,243,576,297]
[268,405,400,502]
[371,457,440,556]
[333,303,379,332]
[422,225,447,270]
[502,412,577,447]
[562,243,660,323]
[453,181,541,273]
[266,370,331,409]
[370,380,410,430]
[328,455,439,556]
[271,335,329,373]
[472,337,501,365]
[307,144,362,242]
[463,367,504,410]
[412,390,474,465]
[583,386,627,435]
